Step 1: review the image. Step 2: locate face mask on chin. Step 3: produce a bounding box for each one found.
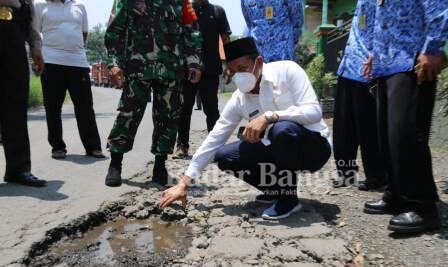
[232,61,259,94]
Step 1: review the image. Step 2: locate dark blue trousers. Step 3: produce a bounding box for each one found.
[214,121,331,200]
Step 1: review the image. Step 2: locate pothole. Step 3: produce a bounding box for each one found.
[29,216,192,266]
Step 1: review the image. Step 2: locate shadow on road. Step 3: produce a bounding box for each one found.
[28,113,116,121]
[59,154,109,165]
[193,197,341,230]
[0,180,68,201]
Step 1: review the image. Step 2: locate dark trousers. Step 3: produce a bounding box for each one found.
[177,75,220,147]
[41,64,102,152]
[376,72,439,210]
[195,91,202,109]
[214,121,331,199]
[333,77,385,182]
[0,21,31,176]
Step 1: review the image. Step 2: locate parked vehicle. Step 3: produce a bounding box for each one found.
[91,62,122,88]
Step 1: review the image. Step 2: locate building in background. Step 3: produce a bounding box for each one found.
[303,0,357,73]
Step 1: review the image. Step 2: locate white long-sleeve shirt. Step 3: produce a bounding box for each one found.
[186,60,331,180]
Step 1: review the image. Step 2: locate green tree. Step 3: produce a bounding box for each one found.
[86,24,107,64]
[305,54,337,99]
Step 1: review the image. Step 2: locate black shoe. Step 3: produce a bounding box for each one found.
[364,199,400,215]
[4,172,47,187]
[388,211,440,234]
[358,179,387,191]
[255,193,277,204]
[105,167,122,187]
[52,149,67,159]
[153,156,168,186]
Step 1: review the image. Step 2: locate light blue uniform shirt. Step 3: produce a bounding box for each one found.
[337,0,376,83]
[371,0,448,78]
[241,0,303,63]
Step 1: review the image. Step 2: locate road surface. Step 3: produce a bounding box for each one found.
[0,87,208,266]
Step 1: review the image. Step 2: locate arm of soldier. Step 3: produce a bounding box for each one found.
[105,0,129,87]
[182,0,203,83]
[186,21,203,84]
[286,0,304,44]
[105,0,128,69]
[29,2,44,75]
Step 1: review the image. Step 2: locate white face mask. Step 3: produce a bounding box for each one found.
[232,61,259,93]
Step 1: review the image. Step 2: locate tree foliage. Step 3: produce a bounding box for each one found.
[86,24,107,64]
[305,54,337,99]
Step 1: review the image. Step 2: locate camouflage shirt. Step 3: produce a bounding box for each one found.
[105,0,202,81]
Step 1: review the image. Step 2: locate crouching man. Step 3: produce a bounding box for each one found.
[159,38,331,220]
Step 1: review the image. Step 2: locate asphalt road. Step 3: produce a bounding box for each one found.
[0,87,212,266]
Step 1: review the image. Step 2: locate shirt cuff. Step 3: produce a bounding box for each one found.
[275,110,293,121]
[421,38,446,55]
[185,163,201,180]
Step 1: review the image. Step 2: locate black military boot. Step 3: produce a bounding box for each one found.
[105,152,123,187]
[105,167,122,187]
[153,155,168,186]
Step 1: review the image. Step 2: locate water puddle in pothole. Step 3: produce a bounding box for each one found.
[49,217,192,265]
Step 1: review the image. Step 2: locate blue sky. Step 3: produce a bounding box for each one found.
[82,0,246,35]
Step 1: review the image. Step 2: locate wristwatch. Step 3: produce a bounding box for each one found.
[264,111,277,124]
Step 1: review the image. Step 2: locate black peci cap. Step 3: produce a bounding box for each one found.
[224,37,259,62]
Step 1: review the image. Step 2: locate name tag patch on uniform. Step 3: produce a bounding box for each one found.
[265,6,274,20]
[359,15,367,30]
[249,110,260,118]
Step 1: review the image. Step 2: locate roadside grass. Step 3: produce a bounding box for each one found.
[28,75,43,108]
[28,75,71,108]
[219,92,233,98]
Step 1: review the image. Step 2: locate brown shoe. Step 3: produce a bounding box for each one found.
[174,144,189,159]
[52,149,67,159]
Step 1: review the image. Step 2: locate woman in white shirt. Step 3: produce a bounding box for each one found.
[34,0,104,159]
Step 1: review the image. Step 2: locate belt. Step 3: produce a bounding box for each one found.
[0,6,13,21]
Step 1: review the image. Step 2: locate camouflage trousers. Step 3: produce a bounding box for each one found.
[107,78,182,155]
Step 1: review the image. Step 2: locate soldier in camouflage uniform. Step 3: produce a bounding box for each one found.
[104,0,202,187]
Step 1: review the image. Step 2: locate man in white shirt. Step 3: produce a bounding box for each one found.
[34,0,104,159]
[159,38,331,220]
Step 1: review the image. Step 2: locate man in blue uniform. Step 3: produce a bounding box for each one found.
[363,0,448,234]
[241,0,303,63]
[333,0,386,191]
